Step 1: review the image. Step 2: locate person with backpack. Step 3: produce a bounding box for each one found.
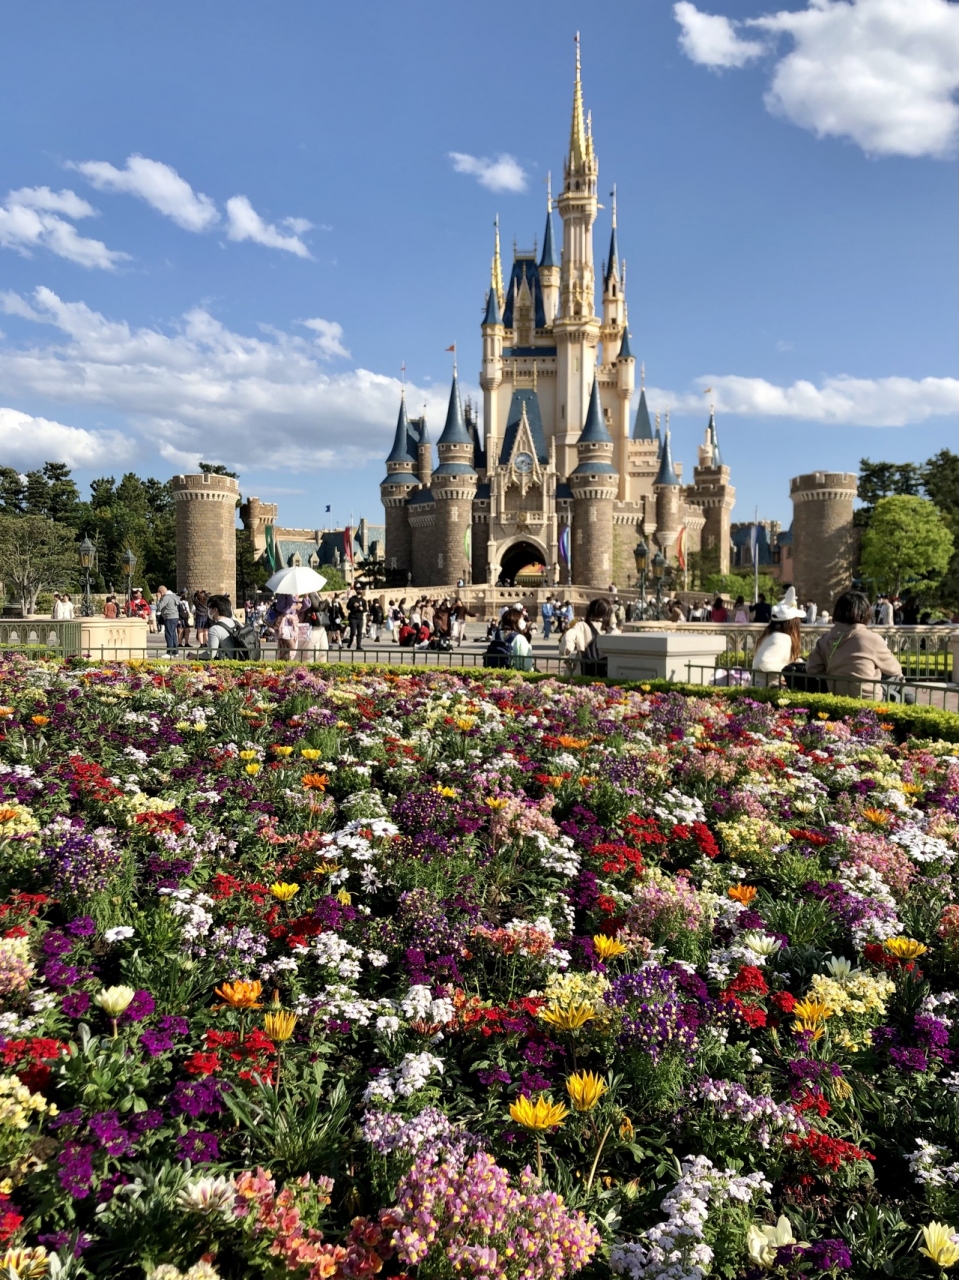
[368,598,384,643]
[176,593,192,648]
[154,585,182,657]
[559,598,612,677]
[346,591,367,650]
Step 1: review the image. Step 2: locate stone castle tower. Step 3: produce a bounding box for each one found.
[790,471,858,612]
[382,40,735,589]
[172,472,239,598]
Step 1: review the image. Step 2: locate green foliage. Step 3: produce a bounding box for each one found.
[703,570,780,603]
[0,513,79,613]
[860,494,953,596]
[199,461,239,478]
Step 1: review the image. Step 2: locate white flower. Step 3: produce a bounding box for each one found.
[741,931,781,958]
[94,985,136,1016]
[824,955,856,980]
[176,1174,236,1217]
[104,926,135,943]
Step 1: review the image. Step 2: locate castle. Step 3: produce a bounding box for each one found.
[381,42,735,589]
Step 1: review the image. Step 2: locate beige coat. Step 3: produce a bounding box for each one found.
[805,622,902,698]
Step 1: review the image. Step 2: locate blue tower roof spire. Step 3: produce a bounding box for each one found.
[540,172,559,269]
[654,428,681,486]
[632,387,653,440]
[578,379,613,445]
[483,286,502,326]
[604,184,620,290]
[386,393,415,464]
[436,372,473,446]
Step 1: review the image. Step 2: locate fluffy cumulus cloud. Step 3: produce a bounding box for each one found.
[224,196,311,257]
[0,407,134,469]
[674,0,959,158]
[68,154,219,232]
[650,372,959,426]
[674,1,765,67]
[0,187,128,269]
[448,152,528,193]
[0,286,450,472]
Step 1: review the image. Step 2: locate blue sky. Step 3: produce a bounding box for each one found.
[0,0,956,530]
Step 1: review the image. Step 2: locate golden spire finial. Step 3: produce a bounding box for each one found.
[491,215,504,310]
[568,32,587,172]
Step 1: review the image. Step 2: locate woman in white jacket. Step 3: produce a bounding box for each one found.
[751,587,804,685]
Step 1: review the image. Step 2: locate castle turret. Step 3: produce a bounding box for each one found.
[539,177,560,326]
[431,372,478,585]
[614,326,635,500]
[555,34,601,477]
[570,379,618,586]
[380,395,419,578]
[654,428,682,558]
[481,282,505,465]
[689,407,735,575]
[600,186,625,368]
[172,472,239,599]
[790,471,858,612]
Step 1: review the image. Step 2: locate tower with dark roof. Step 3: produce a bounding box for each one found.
[430,372,478,586]
[380,396,419,578]
[689,406,735,575]
[569,380,618,586]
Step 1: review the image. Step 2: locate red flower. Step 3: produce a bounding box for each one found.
[728,965,769,998]
[771,991,797,1013]
[787,1130,874,1171]
[184,1051,221,1076]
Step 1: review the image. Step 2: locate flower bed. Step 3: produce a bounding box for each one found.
[0,657,958,1278]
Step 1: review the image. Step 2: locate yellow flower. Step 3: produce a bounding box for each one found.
[619,1115,635,1140]
[566,1071,607,1112]
[243,762,261,776]
[485,797,509,811]
[816,711,830,721]
[301,748,322,760]
[175,720,192,731]
[192,723,207,733]
[270,882,299,901]
[792,996,833,1023]
[884,937,928,960]
[748,1217,806,1269]
[315,861,341,876]
[592,933,627,961]
[264,1010,298,1042]
[538,1002,596,1032]
[215,980,263,1009]
[239,750,258,760]
[0,1246,49,1278]
[337,889,352,906]
[0,708,13,719]
[272,745,294,758]
[508,1094,568,1131]
[862,807,891,827]
[93,985,136,1016]
[919,1221,959,1269]
[456,717,477,732]
[30,715,49,727]
[434,786,458,798]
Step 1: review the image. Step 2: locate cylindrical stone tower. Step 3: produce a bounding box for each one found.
[172,473,240,600]
[790,471,858,612]
[431,375,477,586]
[570,380,618,588]
[381,396,418,578]
[653,430,681,560]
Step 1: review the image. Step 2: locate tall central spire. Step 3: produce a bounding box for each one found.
[568,32,590,173]
[491,215,504,311]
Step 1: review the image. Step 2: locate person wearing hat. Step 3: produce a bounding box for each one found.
[751,587,805,684]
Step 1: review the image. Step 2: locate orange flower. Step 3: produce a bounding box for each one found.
[0,808,18,824]
[862,807,891,827]
[728,885,758,906]
[215,980,263,1009]
[557,735,589,750]
[0,708,13,719]
[30,715,49,727]
[302,773,329,791]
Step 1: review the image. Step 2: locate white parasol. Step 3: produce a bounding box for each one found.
[264,566,328,595]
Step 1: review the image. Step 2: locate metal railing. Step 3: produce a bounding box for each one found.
[0,619,83,656]
[684,662,959,711]
[628,622,955,681]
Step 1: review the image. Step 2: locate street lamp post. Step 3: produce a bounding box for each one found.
[78,536,95,617]
[651,552,665,619]
[122,549,137,613]
[633,539,648,620]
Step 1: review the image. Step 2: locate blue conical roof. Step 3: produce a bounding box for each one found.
[654,429,680,486]
[618,328,633,361]
[483,286,502,327]
[707,411,723,466]
[604,223,619,290]
[437,374,473,446]
[540,208,559,268]
[578,380,612,445]
[386,395,415,464]
[632,388,653,440]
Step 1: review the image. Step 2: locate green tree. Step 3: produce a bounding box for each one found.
[703,570,780,602]
[856,458,923,527]
[0,515,79,614]
[860,495,953,596]
[200,461,239,478]
[0,469,26,514]
[24,462,81,526]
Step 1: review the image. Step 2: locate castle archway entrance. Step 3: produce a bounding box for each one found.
[497,539,546,588]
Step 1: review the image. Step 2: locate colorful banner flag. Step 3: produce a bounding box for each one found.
[264,525,278,573]
[749,522,760,565]
[558,524,570,566]
[464,524,472,560]
[343,526,354,566]
[676,525,687,572]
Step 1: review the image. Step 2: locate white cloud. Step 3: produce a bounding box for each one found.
[0,406,134,469]
[676,0,959,158]
[674,1,765,67]
[224,196,311,257]
[0,286,450,472]
[70,154,219,232]
[448,152,528,193]
[648,372,959,426]
[300,318,350,359]
[0,187,128,270]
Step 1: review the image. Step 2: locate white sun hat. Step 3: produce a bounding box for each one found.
[771,586,805,621]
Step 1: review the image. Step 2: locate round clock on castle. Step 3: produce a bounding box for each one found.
[514,452,534,474]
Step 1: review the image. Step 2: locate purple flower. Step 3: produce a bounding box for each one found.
[120,990,155,1024]
[477,1068,511,1086]
[44,960,80,989]
[41,931,74,957]
[127,1109,164,1138]
[807,1239,853,1270]
[168,1077,224,1119]
[176,1129,219,1163]
[49,1108,84,1131]
[89,1110,134,1157]
[66,915,96,937]
[38,1232,91,1257]
[57,1141,96,1198]
[62,991,90,1017]
[517,1071,553,1096]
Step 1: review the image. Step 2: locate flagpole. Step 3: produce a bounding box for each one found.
[753,505,759,605]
